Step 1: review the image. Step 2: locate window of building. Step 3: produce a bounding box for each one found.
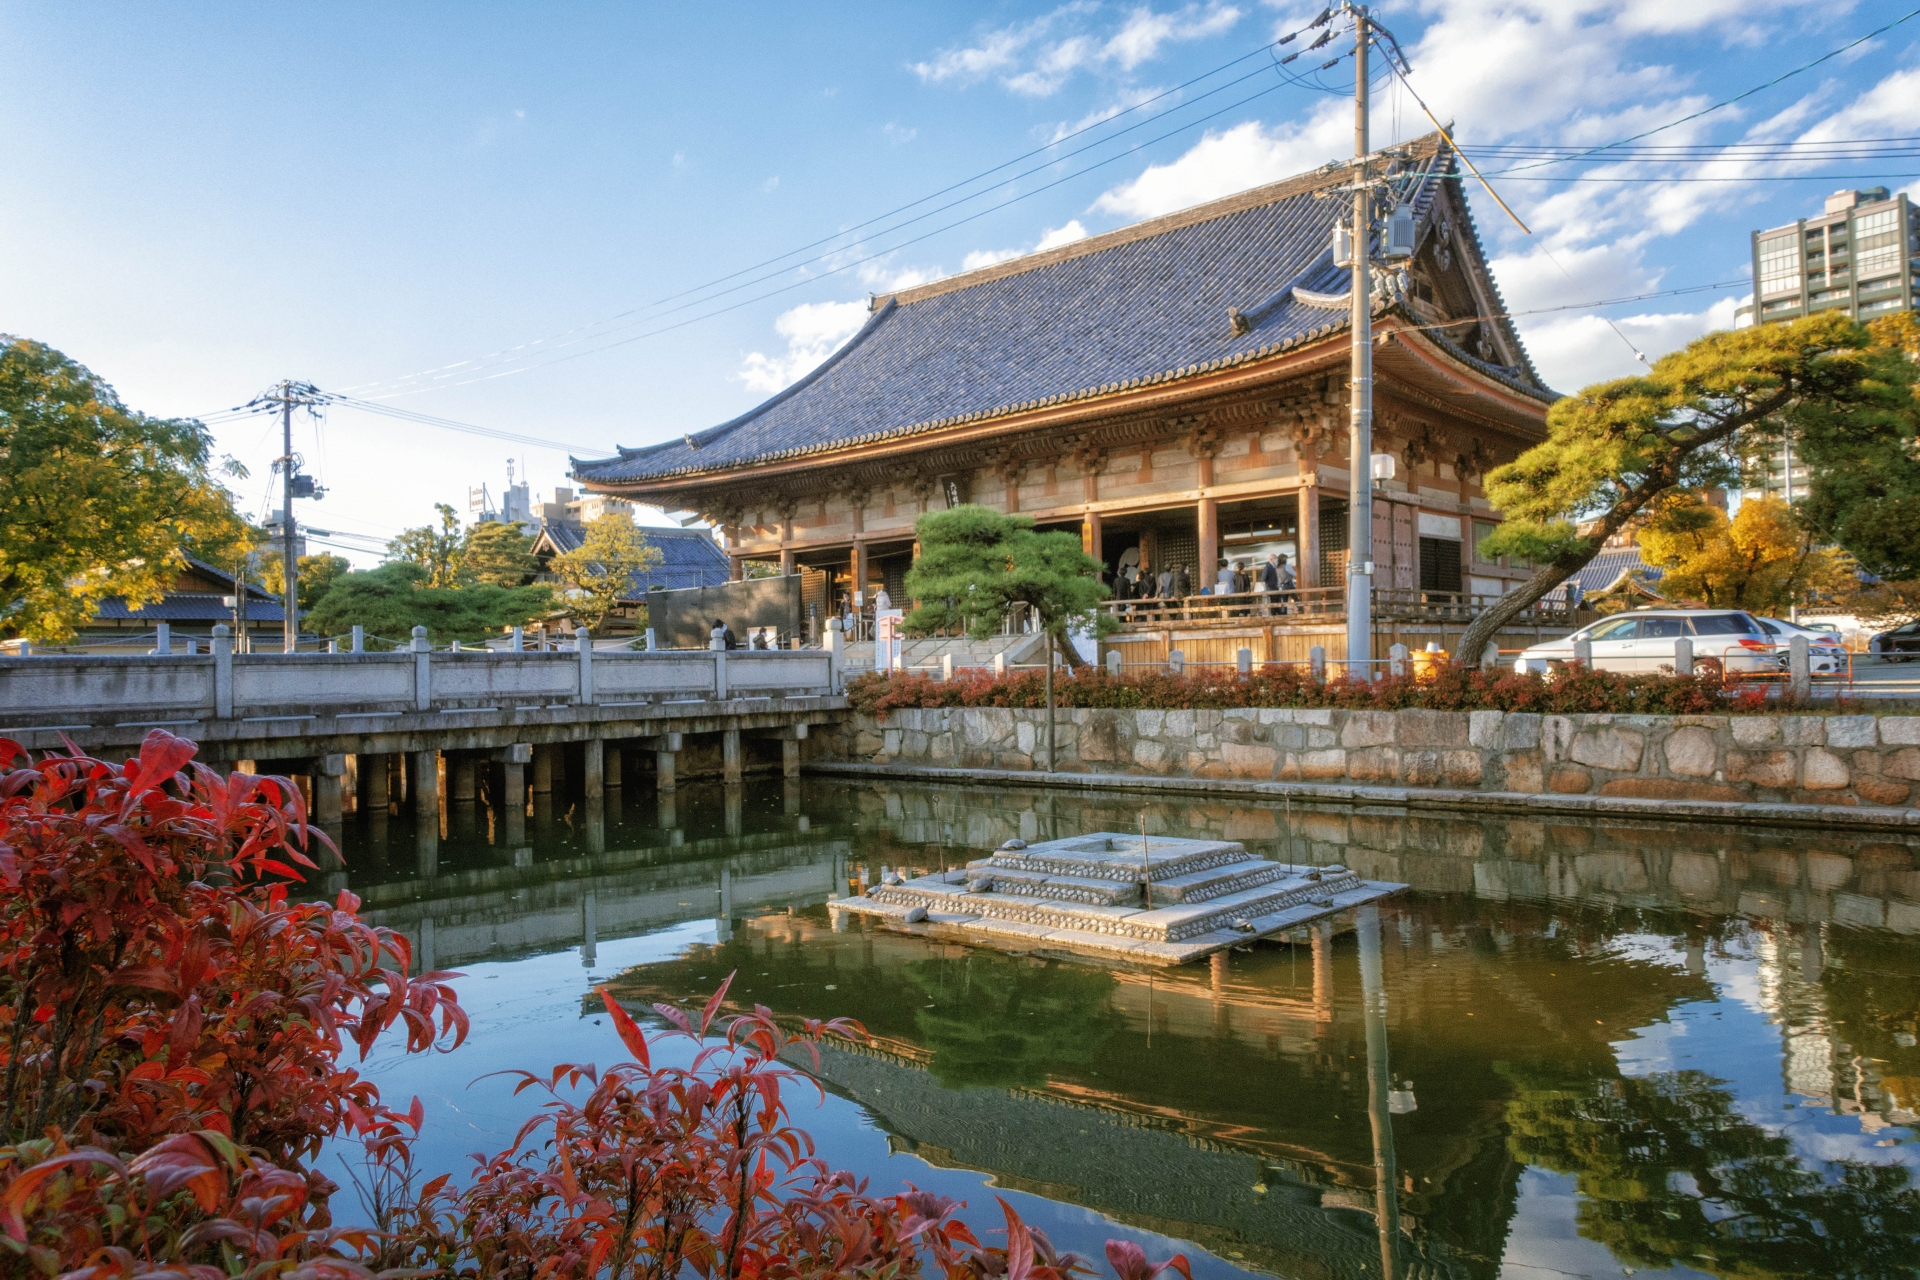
[1472,519,1499,563]
[1856,207,1902,280]
[1758,233,1801,296]
[1418,537,1463,594]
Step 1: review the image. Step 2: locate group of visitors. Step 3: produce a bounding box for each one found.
[1113,552,1296,612]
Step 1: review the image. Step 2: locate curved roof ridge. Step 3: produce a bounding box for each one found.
[876,131,1450,311]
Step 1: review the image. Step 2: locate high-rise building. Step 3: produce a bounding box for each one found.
[1741,187,1917,326]
[1737,188,1917,498]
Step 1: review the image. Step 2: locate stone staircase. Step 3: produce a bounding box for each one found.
[834,833,1404,965]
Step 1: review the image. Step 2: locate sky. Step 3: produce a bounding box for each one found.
[4,1,1918,565]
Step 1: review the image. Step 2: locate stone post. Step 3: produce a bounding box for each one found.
[1309,645,1327,683]
[653,731,682,793]
[576,626,595,704]
[1572,638,1592,669]
[604,743,623,789]
[312,755,346,824]
[1106,649,1122,678]
[582,738,604,799]
[782,722,807,779]
[1168,649,1185,676]
[532,743,556,793]
[449,754,477,804]
[357,753,391,813]
[154,622,171,655]
[351,625,364,654]
[714,651,729,699]
[510,625,524,653]
[993,652,1007,676]
[412,626,432,711]
[412,750,439,820]
[212,624,234,718]
[1673,636,1694,676]
[1790,635,1811,699]
[645,627,657,652]
[940,653,954,682]
[1388,643,1409,678]
[723,728,743,784]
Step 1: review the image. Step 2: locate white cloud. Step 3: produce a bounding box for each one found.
[1035,219,1090,250]
[882,121,918,145]
[962,220,1092,271]
[735,300,869,395]
[1093,117,1345,218]
[1519,296,1741,393]
[914,3,1240,97]
[762,176,780,193]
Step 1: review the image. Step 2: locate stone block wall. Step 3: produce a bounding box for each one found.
[817,708,1920,809]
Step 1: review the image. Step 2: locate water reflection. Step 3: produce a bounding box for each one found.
[327,778,1920,1280]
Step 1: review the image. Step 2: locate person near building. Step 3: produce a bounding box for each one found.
[1259,554,1280,615]
[1157,565,1175,599]
[1174,564,1192,599]
[1215,560,1235,596]
[1278,554,1297,614]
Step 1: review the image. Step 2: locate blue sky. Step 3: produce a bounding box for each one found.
[4,2,1917,561]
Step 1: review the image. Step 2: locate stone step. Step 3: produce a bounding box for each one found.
[974,841,1256,885]
[1147,860,1293,904]
[971,867,1143,906]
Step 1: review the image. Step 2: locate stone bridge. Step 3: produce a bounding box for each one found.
[0,626,848,829]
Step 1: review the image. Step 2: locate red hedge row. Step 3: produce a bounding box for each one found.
[845,665,1777,719]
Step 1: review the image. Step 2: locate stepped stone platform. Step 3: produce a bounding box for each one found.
[828,833,1404,965]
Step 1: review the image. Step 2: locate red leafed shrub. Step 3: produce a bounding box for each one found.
[0,732,1194,1280]
[847,663,1737,719]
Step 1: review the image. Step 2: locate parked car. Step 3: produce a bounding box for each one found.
[1514,609,1780,677]
[1754,617,1849,675]
[1869,619,1920,663]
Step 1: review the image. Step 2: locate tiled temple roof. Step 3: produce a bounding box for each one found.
[575,135,1550,488]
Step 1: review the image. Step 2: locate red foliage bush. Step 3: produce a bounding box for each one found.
[847,664,1735,720]
[0,732,1194,1280]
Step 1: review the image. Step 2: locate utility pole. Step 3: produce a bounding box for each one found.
[247,381,329,653]
[1345,2,1374,680]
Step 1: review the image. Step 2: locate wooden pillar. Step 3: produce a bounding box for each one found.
[852,541,869,602]
[1197,498,1219,590]
[1081,511,1102,562]
[1299,482,1321,589]
[779,514,795,575]
[729,553,744,582]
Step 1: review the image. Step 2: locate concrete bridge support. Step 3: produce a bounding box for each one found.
[412,749,439,820]
[449,754,478,805]
[604,743,623,789]
[583,738,604,799]
[646,732,682,793]
[723,728,743,785]
[312,754,346,825]
[357,753,391,815]
[532,744,556,795]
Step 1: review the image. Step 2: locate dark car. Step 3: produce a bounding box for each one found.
[1870,620,1920,662]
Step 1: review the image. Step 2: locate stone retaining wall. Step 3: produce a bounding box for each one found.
[817,707,1920,809]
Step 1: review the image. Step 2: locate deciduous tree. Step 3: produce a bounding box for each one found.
[550,513,661,634]
[386,503,464,587]
[0,337,253,642]
[1636,493,1850,614]
[254,552,353,614]
[1459,313,1914,664]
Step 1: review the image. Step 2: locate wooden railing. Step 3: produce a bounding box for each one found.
[1097,586,1575,630]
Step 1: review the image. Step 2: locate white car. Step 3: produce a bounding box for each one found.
[1754,617,1848,675]
[1514,609,1780,677]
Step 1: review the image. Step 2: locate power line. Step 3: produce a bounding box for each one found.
[1498,171,1920,183]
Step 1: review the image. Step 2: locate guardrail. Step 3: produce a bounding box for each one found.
[0,625,841,729]
[1096,586,1577,629]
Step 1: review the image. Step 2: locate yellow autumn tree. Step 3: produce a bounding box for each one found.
[1637,492,1850,614]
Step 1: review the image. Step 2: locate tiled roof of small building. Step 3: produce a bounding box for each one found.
[534,522,729,594]
[574,136,1549,488]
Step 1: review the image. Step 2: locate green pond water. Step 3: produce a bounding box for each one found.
[328,778,1920,1280]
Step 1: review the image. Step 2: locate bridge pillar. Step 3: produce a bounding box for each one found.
[723,729,742,784]
[357,753,391,814]
[783,738,801,779]
[655,748,676,793]
[412,750,440,820]
[604,742,622,789]
[724,785,743,838]
[532,744,556,794]
[582,739,604,799]
[449,754,478,804]
[312,755,346,825]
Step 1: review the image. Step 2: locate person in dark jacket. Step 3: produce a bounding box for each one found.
[1174,564,1192,599]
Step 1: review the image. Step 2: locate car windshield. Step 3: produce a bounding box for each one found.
[1689,614,1760,636]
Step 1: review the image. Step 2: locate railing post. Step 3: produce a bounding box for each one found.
[644,627,657,652]
[940,653,954,682]
[1572,638,1592,669]
[1673,636,1694,676]
[1388,643,1408,678]
[154,622,171,655]
[1310,645,1326,683]
[576,626,595,704]
[714,650,728,700]
[1168,649,1185,676]
[412,626,432,712]
[1237,647,1253,677]
[993,652,1007,676]
[212,624,234,718]
[1106,649,1122,678]
[824,618,843,692]
[351,625,364,654]
[1789,635,1811,699]
[511,625,524,653]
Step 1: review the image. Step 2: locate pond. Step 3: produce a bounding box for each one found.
[328,778,1920,1280]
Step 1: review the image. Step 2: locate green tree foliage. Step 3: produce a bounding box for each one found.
[460,519,541,586]
[386,502,464,587]
[1504,1063,1920,1277]
[1458,313,1912,663]
[253,551,353,614]
[302,561,552,644]
[0,337,253,642]
[551,513,662,633]
[903,506,1109,767]
[1636,493,1851,613]
[1795,312,1920,591]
